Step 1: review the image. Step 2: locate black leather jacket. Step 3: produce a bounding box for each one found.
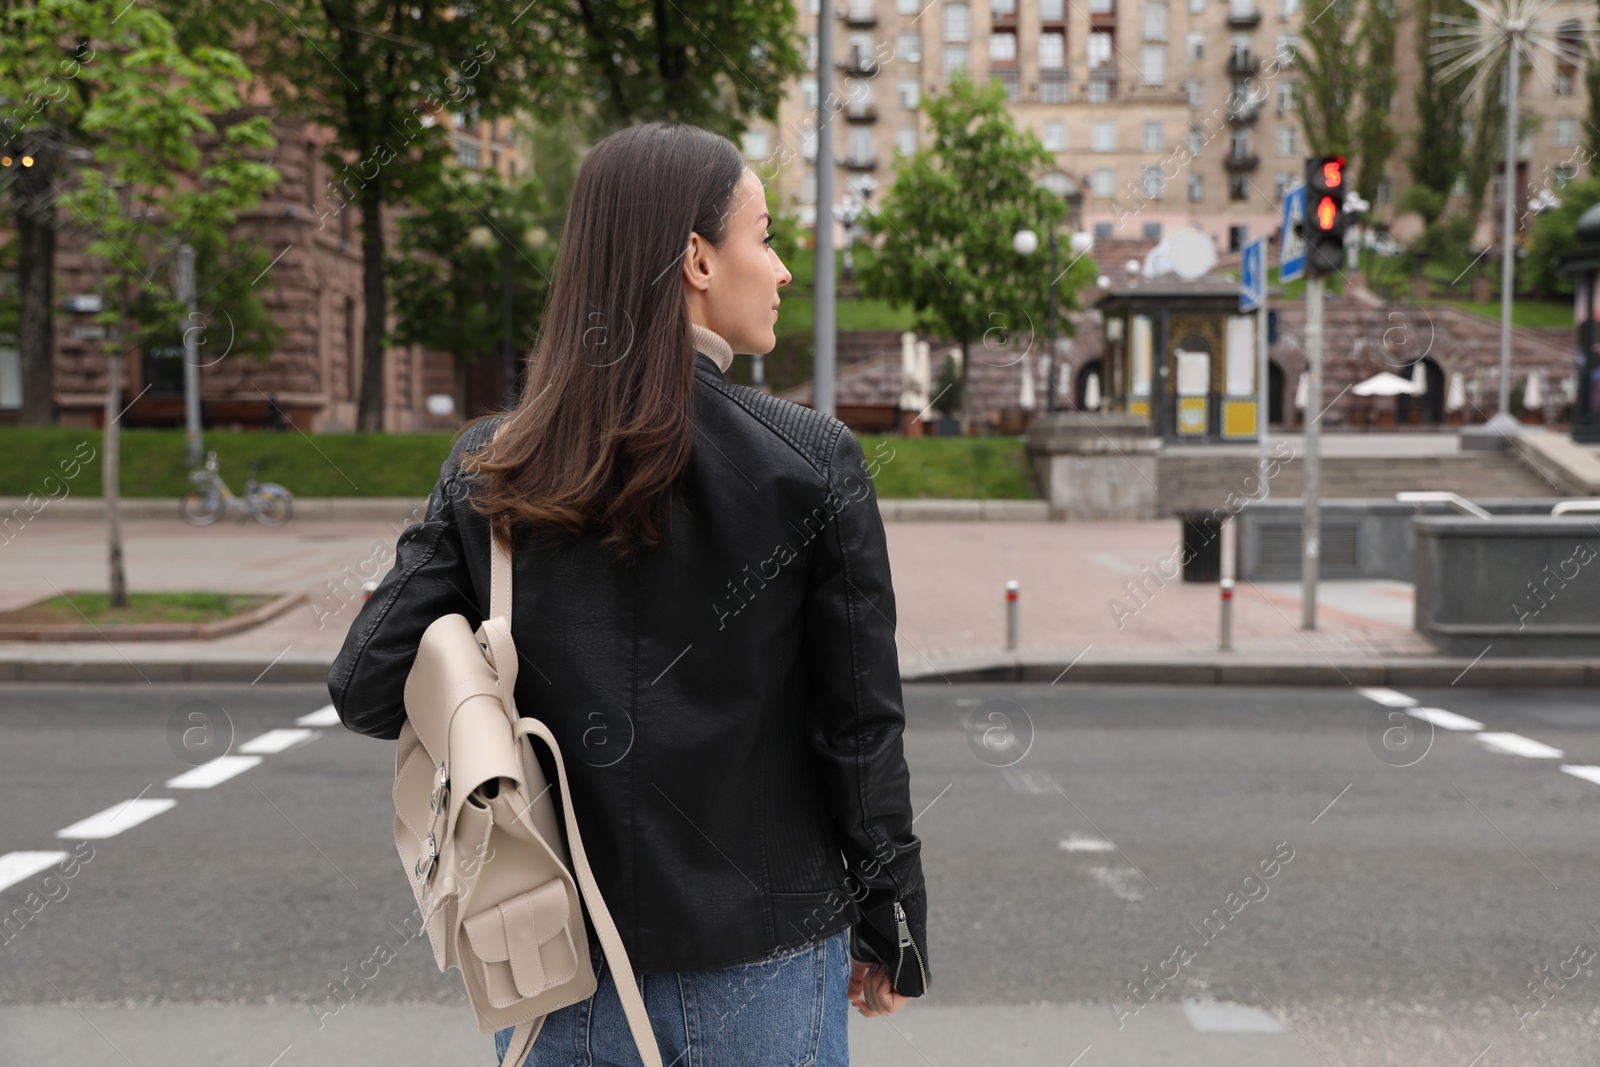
[327,351,929,995]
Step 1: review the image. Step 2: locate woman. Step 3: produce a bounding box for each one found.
[327,121,928,1067]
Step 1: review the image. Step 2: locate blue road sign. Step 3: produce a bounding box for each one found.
[1241,237,1265,312]
[1279,184,1306,283]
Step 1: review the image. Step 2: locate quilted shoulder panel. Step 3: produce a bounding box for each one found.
[695,375,846,478]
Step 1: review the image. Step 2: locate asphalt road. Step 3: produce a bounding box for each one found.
[2,681,1598,1066]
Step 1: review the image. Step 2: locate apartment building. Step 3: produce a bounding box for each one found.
[748,0,1595,257]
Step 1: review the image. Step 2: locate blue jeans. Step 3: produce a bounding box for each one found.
[493,927,851,1067]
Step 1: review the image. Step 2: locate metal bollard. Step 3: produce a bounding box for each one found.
[1219,577,1234,651]
[1005,580,1020,651]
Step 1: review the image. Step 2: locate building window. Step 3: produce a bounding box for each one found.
[742,130,769,158]
[1186,80,1203,108]
[1143,121,1163,151]
[1092,167,1115,197]
[1229,174,1250,201]
[991,31,1017,63]
[807,34,817,70]
[1555,161,1578,183]
[802,171,817,204]
[943,45,968,77]
[1041,72,1069,102]
[1187,32,1204,60]
[1276,125,1297,155]
[1040,32,1065,69]
[1275,33,1298,65]
[898,33,921,62]
[1141,167,1164,199]
[1094,221,1115,240]
[1277,80,1295,114]
[802,125,817,160]
[992,0,1015,13]
[1143,221,1163,240]
[1141,45,1165,84]
[455,136,480,168]
[1088,32,1112,69]
[899,80,920,108]
[803,79,819,108]
[1190,0,1205,11]
[1273,172,1293,200]
[1555,117,1577,146]
[848,127,873,163]
[1281,0,1298,13]
[1042,0,1065,18]
[1230,127,1253,155]
[1044,120,1067,151]
[1089,0,1113,12]
[1377,178,1393,204]
[1189,126,1204,155]
[897,0,919,12]
[1143,1,1168,41]
[1093,121,1116,151]
[897,125,918,156]
[996,70,1020,100]
[944,3,969,42]
[1189,173,1204,201]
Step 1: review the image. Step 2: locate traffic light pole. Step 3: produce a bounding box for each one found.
[1256,293,1268,501]
[1301,274,1322,630]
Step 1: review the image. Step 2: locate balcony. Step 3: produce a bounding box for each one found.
[1228,6,1261,25]
[843,153,878,170]
[1226,100,1260,123]
[846,103,878,122]
[1226,51,1259,75]
[839,50,879,77]
[1088,70,1116,102]
[1040,70,1069,103]
[844,4,877,27]
[1224,150,1260,171]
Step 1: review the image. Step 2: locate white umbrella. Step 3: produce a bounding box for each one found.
[1351,371,1418,397]
[899,331,918,411]
[1446,371,1466,413]
[1019,351,1035,411]
[1562,374,1576,403]
[1410,360,1427,395]
[1084,371,1102,411]
[1294,372,1308,410]
[1524,371,1543,411]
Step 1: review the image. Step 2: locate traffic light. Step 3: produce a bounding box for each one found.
[1300,154,1346,276]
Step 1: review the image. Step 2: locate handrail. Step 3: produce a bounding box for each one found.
[1394,491,1492,519]
[1551,500,1600,516]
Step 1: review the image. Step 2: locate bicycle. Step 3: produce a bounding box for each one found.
[180,450,294,527]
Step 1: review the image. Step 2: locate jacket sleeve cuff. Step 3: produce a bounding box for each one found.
[848,884,930,997]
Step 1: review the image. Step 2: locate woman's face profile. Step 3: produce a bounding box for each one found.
[682,167,793,357]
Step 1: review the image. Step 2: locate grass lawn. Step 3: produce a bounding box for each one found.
[0,427,1040,500]
[0,591,276,626]
[1454,300,1574,329]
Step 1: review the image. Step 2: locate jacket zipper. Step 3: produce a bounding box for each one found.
[891,900,927,991]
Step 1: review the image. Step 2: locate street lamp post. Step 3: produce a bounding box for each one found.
[1014,224,1093,414]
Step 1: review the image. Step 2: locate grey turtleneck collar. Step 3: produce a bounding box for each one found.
[689,322,733,374]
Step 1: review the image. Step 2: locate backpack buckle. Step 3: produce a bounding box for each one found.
[414,832,437,882]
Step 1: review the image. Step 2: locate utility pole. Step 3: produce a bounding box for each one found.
[177,244,203,468]
[813,0,836,418]
[1302,275,1322,629]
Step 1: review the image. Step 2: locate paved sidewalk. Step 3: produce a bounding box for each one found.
[0,512,1594,685]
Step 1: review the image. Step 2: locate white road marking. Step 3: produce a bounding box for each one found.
[55,799,177,840]
[1181,999,1285,1032]
[1059,834,1116,852]
[1475,732,1564,759]
[0,851,71,893]
[1406,707,1485,732]
[1003,769,1058,795]
[1086,866,1145,902]
[296,705,340,727]
[1357,687,1417,707]
[1559,765,1600,786]
[237,728,317,754]
[166,756,264,789]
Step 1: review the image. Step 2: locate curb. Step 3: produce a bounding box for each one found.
[0,592,307,642]
[0,496,1054,524]
[1,651,1595,686]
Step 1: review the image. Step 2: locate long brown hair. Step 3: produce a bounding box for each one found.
[457,121,747,564]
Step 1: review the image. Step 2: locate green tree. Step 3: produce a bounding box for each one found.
[388,168,553,410]
[46,8,280,607]
[1295,0,1360,155]
[1409,0,1472,212]
[857,72,1095,429]
[1352,0,1399,206]
[1525,175,1600,298]
[229,0,803,432]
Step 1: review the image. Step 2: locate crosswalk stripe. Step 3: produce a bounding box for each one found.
[0,851,72,894]
[237,728,316,754]
[166,756,264,790]
[1475,732,1564,759]
[296,705,340,728]
[55,799,177,840]
[1559,765,1600,786]
[1406,707,1485,731]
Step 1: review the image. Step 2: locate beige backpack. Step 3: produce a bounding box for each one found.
[394,494,663,1067]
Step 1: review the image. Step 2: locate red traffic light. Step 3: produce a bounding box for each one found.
[1321,159,1343,188]
[1315,195,1338,230]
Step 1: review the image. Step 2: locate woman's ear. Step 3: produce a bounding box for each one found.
[681,233,713,293]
